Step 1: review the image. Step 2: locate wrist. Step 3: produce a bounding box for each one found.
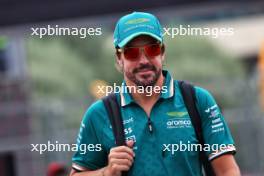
[102,166,112,176]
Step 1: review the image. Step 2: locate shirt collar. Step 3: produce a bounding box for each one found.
[120,70,174,107]
[160,70,174,99]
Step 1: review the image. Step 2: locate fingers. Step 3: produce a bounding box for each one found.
[109,152,134,162]
[110,145,135,157]
[106,143,135,175]
[126,140,134,148]
[111,164,131,172]
[109,158,133,167]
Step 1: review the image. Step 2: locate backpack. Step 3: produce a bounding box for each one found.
[102,81,215,176]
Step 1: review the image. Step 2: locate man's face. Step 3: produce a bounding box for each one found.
[116,35,165,87]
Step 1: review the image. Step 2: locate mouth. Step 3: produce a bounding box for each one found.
[137,69,154,75]
[135,65,155,72]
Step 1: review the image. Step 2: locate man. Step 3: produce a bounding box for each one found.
[70,12,240,176]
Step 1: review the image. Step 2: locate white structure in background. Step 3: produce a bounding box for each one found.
[204,15,264,58]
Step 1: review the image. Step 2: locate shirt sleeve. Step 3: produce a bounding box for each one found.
[72,100,107,171]
[195,86,236,161]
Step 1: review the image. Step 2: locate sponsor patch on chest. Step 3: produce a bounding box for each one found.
[166,118,192,129]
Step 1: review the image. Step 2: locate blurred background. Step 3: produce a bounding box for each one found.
[0,0,264,175]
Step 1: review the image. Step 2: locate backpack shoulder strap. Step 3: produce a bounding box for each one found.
[178,81,203,142]
[178,80,215,176]
[102,93,128,176]
[102,93,126,146]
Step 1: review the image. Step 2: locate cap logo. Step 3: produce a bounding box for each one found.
[125,18,150,25]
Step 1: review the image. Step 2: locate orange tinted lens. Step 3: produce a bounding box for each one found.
[145,44,161,57]
[124,47,140,60]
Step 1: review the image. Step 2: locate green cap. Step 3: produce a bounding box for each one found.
[113,12,163,48]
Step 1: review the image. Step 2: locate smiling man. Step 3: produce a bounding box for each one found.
[70,12,240,176]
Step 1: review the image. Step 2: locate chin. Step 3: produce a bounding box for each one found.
[137,79,156,87]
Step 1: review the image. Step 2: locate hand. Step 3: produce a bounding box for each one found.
[104,140,135,176]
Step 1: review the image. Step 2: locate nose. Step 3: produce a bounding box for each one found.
[138,48,150,64]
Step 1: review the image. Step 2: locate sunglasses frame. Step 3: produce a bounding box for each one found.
[117,42,163,60]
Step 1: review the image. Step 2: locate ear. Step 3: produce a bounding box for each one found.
[115,51,123,66]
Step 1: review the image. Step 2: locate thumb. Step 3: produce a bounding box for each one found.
[126,140,134,148]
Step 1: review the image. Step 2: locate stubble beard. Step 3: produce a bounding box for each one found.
[125,64,162,88]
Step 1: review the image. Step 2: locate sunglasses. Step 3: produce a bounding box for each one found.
[117,43,163,61]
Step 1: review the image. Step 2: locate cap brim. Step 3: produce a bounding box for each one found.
[117,32,162,48]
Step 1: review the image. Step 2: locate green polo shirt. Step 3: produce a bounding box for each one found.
[72,70,236,176]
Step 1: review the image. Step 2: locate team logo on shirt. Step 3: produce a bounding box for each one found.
[166,111,191,128]
[166,111,188,118]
